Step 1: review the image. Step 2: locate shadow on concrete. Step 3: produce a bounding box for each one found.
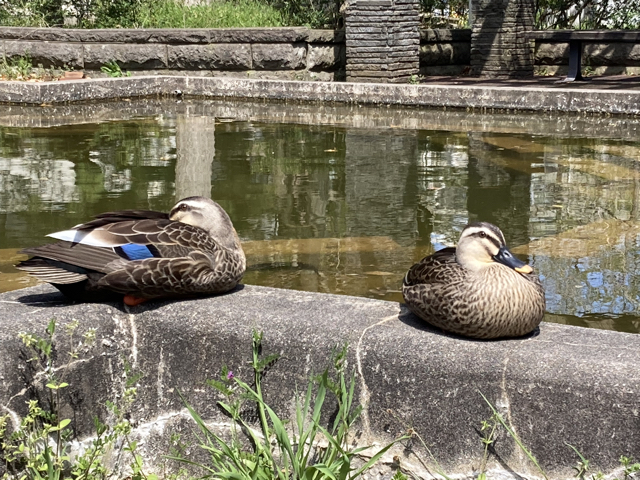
[16,283,246,313]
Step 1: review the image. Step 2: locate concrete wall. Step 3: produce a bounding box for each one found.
[0,26,470,79]
[0,27,346,81]
[1,284,639,480]
[2,26,640,80]
[534,40,640,76]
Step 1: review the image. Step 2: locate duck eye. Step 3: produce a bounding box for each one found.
[179,204,189,211]
[479,231,486,238]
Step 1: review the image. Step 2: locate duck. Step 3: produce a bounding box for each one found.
[402,222,545,339]
[16,196,246,306]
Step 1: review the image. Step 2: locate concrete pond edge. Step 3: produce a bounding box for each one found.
[1,75,640,114]
[0,284,639,480]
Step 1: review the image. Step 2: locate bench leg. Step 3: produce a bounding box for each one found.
[565,40,584,82]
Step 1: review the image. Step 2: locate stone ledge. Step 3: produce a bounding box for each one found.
[3,97,639,141]
[3,75,640,115]
[0,284,638,479]
[0,26,335,44]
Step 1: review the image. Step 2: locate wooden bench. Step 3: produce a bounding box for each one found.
[526,30,640,81]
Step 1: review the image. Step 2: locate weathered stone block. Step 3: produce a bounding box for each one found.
[167,44,252,70]
[83,44,168,70]
[0,27,83,42]
[4,40,83,69]
[585,43,640,66]
[146,29,211,44]
[421,28,470,43]
[307,44,345,70]
[79,29,160,44]
[252,43,306,70]
[306,29,345,43]
[208,28,309,43]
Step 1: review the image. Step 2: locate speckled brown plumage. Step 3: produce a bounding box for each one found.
[403,223,545,339]
[16,196,246,303]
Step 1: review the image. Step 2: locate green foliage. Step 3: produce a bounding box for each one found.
[419,0,468,28]
[0,319,154,480]
[100,60,130,78]
[536,0,640,29]
[136,0,286,28]
[0,0,63,26]
[170,331,410,480]
[262,0,341,28]
[0,54,66,81]
[566,445,640,480]
[0,55,34,81]
[616,456,640,480]
[391,472,409,480]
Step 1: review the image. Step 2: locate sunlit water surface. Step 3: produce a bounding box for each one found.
[2,99,640,334]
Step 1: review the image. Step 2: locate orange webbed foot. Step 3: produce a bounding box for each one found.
[124,295,147,306]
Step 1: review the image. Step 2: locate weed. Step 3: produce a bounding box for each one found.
[391,471,409,480]
[0,54,67,81]
[566,443,601,480]
[478,391,549,480]
[0,319,154,480]
[0,54,34,81]
[170,330,410,480]
[100,60,131,78]
[617,456,640,480]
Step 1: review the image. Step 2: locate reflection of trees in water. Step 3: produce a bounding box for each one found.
[411,130,469,249]
[212,121,348,241]
[530,139,640,240]
[538,249,640,317]
[5,114,640,326]
[175,114,214,199]
[0,119,176,247]
[528,137,640,319]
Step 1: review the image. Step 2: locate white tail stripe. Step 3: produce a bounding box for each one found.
[47,229,128,247]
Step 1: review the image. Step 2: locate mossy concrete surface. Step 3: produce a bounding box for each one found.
[1,75,640,114]
[0,284,639,479]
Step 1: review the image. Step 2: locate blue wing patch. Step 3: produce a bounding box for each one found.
[116,244,159,260]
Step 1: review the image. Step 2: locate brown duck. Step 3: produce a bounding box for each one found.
[403,222,545,339]
[16,196,246,305]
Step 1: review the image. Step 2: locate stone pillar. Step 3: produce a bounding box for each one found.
[175,113,215,200]
[345,0,420,83]
[470,0,535,77]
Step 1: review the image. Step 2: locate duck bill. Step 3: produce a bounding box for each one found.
[492,246,533,274]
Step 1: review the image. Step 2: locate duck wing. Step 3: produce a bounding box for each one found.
[20,219,240,297]
[47,218,206,249]
[403,247,463,286]
[98,249,241,298]
[75,209,169,230]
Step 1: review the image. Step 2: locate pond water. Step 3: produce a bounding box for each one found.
[2,99,640,334]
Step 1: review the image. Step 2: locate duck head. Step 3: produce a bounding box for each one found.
[455,222,533,274]
[170,196,242,251]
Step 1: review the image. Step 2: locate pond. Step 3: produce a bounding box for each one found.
[2,99,640,334]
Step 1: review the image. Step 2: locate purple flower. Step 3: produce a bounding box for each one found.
[227,371,234,380]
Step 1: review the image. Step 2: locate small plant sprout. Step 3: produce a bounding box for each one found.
[566,443,597,480]
[479,391,549,480]
[617,456,640,480]
[100,60,131,77]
